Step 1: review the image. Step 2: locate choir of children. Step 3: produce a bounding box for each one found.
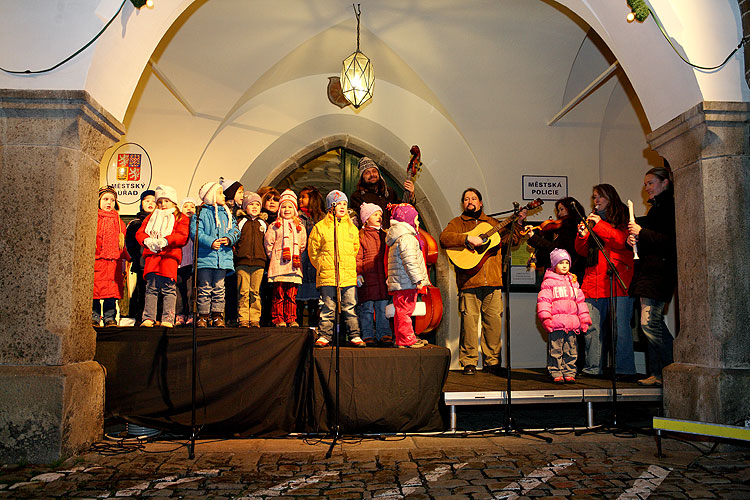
[94,181,440,349]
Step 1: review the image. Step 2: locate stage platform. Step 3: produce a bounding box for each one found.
[443,368,662,430]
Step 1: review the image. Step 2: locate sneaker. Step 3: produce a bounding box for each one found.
[185,316,194,325]
[379,335,393,347]
[274,322,287,328]
[249,322,260,328]
[637,375,663,387]
[161,321,174,328]
[196,314,210,328]
[175,315,186,326]
[462,364,476,375]
[564,376,576,384]
[349,336,366,347]
[211,313,225,328]
[92,319,101,327]
[314,337,330,347]
[238,320,250,328]
[553,376,565,383]
[363,337,377,347]
[288,321,299,327]
[104,319,118,328]
[140,319,155,327]
[398,340,426,348]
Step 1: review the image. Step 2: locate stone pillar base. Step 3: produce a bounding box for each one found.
[663,363,750,425]
[0,362,105,463]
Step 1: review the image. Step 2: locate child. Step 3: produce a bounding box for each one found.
[356,203,392,346]
[124,189,156,323]
[175,198,197,325]
[536,248,592,383]
[385,204,430,348]
[264,189,306,327]
[234,191,267,327]
[191,181,240,327]
[307,190,365,347]
[296,186,325,326]
[136,185,190,328]
[258,187,280,326]
[93,186,129,327]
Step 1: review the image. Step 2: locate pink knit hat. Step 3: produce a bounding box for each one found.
[390,203,419,229]
[359,203,382,226]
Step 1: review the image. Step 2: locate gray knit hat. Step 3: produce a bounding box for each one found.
[358,156,379,178]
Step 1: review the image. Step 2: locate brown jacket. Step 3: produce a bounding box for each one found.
[439,211,522,290]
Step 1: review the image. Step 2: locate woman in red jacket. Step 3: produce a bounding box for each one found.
[136,185,190,328]
[575,184,635,379]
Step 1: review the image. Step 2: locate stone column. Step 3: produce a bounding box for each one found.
[0,90,124,463]
[647,101,750,425]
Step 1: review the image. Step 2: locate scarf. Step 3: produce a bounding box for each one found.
[274,216,303,268]
[97,209,123,260]
[144,208,176,239]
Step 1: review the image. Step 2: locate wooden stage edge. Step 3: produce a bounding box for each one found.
[442,368,662,431]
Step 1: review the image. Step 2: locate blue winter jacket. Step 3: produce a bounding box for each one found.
[190,204,240,272]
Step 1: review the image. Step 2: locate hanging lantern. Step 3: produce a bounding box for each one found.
[340,4,374,108]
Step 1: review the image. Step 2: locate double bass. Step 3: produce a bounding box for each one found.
[399,145,443,335]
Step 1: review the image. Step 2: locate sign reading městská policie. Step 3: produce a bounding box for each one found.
[522,175,567,201]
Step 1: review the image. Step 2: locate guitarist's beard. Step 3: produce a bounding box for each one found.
[462,207,483,219]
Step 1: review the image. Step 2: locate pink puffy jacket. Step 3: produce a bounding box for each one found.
[536,269,592,334]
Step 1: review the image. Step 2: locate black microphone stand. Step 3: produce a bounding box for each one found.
[188,205,202,459]
[325,207,342,458]
[570,204,640,436]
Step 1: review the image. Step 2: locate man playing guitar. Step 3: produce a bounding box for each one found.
[439,188,526,375]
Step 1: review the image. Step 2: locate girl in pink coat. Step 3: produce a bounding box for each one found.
[537,248,592,383]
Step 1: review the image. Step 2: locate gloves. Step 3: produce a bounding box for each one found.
[157,238,168,251]
[356,275,365,287]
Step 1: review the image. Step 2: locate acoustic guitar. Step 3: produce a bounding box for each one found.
[446,198,543,271]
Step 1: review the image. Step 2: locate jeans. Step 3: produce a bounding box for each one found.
[92,298,117,324]
[639,297,674,378]
[583,296,635,375]
[357,299,391,341]
[197,268,227,315]
[143,273,177,324]
[318,286,360,342]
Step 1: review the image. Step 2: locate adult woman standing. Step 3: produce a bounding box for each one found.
[628,167,676,387]
[526,197,587,281]
[575,184,635,378]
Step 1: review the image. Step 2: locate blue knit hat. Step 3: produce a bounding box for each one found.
[326,190,348,210]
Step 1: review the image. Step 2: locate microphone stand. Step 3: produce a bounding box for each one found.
[325,207,342,458]
[188,205,202,459]
[499,203,551,442]
[570,204,639,436]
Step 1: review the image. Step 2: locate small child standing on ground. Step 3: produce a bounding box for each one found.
[175,197,197,325]
[385,204,430,348]
[136,185,190,328]
[536,248,592,383]
[93,186,129,327]
[234,191,267,327]
[264,190,306,327]
[356,203,392,346]
[308,190,365,347]
[192,181,240,327]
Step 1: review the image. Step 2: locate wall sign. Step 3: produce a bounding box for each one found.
[105,142,153,205]
[522,175,567,201]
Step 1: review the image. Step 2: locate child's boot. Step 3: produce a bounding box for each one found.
[196,314,210,328]
[211,312,225,328]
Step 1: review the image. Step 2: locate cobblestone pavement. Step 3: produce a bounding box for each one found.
[1,432,748,499]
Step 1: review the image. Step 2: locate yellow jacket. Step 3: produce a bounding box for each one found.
[307,213,360,287]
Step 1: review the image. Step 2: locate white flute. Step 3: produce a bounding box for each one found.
[627,200,639,260]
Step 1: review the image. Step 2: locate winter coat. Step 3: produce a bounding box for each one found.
[527,218,586,280]
[574,219,634,298]
[264,216,306,283]
[357,225,389,301]
[385,220,429,292]
[234,212,268,268]
[537,269,592,333]
[125,210,150,274]
[94,209,129,300]
[439,211,522,290]
[629,191,677,302]
[307,212,359,287]
[136,211,190,280]
[190,204,240,272]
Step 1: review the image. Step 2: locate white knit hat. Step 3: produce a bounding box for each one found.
[198,182,221,206]
[154,185,178,206]
[279,189,298,211]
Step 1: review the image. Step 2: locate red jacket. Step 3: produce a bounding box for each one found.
[574,220,634,298]
[93,210,128,300]
[356,225,388,301]
[136,212,190,280]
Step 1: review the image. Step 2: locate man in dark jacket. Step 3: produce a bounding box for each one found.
[349,156,414,226]
[439,188,525,375]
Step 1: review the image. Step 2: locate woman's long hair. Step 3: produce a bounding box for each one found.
[300,186,325,223]
[555,196,585,224]
[593,184,627,229]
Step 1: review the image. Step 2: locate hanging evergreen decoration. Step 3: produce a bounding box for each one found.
[627,0,650,23]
